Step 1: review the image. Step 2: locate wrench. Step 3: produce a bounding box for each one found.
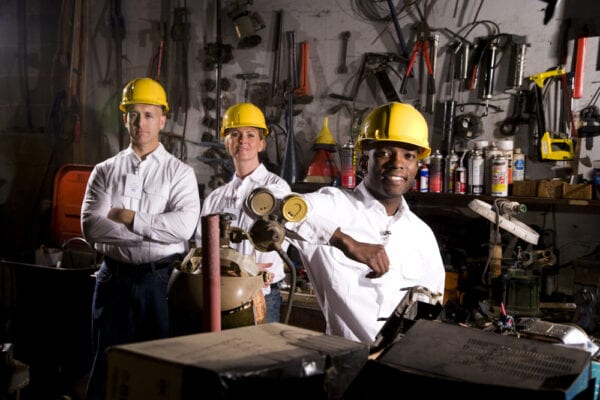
[337,31,351,74]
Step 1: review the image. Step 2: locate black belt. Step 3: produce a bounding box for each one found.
[104,255,180,275]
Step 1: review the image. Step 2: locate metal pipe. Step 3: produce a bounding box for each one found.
[202,214,221,332]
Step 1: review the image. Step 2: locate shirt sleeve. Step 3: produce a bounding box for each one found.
[132,163,200,244]
[81,165,144,245]
[285,189,340,245]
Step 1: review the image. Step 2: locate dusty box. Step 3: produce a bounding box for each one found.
[346,319,592,399]
[106,323,368,400]
[562,183,593,200]
[537,180,565,199]
[512,180,538,197]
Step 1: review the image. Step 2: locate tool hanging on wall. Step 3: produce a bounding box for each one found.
[236,73,259,102]
[500,89,531,136]
[330,52,401,103]
[165,5,190,161]
[280,31,301,185]
[529,68,575,161]
[337,31,351,74]
[442,41,462,158]
[399,19,436,99]
[384,0,409,61]
[110,0,126,149]
[294,40,313,104]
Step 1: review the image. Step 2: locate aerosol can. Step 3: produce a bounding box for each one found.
[444,150,459,193]
[468,150,484,195]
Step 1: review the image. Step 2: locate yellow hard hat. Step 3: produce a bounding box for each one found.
[221,102,269,137]
[356,102,431,159]
[119,77,170,113]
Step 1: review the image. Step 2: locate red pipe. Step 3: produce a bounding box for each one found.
[201,214,221,332]
[573,37,587,99]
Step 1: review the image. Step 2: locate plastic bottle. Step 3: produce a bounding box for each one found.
[513,147,525,182]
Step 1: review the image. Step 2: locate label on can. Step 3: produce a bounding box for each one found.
[491,156,509,196]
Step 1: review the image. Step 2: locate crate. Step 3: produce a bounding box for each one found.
[562,183,592,200]
[537,180,565,199]
[512,180,538,197]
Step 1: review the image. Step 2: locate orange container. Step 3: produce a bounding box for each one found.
[50,164,93,246]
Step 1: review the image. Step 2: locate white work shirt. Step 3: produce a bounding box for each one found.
[288,183,446,343]
[196,164,291,293]
[81,144,201,264]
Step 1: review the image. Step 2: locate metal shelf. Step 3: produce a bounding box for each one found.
[404,192,600,214]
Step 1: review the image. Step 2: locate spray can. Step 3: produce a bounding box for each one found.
[429,150,443,193]
[491,154,509,197]
[444,150,459,193]
[468,150,484,195]
[512,147,525,182]
[454,165,467,194]
[419,159,429,192]
[484,142,501,195]
[411,160,421,192]
[340,140,355,189]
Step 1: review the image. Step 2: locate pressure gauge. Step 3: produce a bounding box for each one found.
[245,188,276,218]
[281,194,308,222]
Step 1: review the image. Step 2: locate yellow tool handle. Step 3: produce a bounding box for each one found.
[529,68,566,88]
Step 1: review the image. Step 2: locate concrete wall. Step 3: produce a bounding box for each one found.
[1,0,599,261]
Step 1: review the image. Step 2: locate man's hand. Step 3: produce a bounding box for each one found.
[329,228,390,278]
[108,208,135,229]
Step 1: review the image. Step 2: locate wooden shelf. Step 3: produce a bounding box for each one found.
[404,192,600,214]
[291,182,600,213]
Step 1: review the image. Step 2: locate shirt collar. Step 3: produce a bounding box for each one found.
[125,142,167,163]
[230,163,269,186]
[355,181,409,217]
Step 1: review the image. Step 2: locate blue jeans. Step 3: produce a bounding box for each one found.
[85,258,174,400]
[264,283,282,323]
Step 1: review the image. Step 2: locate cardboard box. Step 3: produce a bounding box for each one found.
[562,183,593,200]
[106,323,368,400]
[537,180,565,199]
[346,320,592,399]
[512,180,538,197]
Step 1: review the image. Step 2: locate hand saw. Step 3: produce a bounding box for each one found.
[529,68,575,161]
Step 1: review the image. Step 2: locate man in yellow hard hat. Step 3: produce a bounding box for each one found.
[81,77,200,400]
[287,102,445,343]
[194,102,291,324]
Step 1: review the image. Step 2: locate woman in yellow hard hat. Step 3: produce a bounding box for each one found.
[195,102,291,324]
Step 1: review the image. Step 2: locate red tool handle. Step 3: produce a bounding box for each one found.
[573,37,587,99]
